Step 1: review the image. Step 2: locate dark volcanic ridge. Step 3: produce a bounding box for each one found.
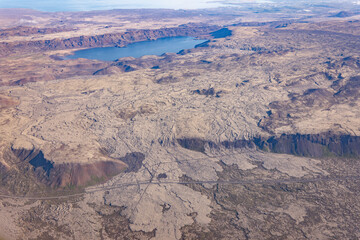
[178,133,360,159]
[6,131,358,194]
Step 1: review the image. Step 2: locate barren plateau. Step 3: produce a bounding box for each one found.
[0,3,360,240]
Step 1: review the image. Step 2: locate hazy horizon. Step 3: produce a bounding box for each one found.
[0,0,357,12]
[0,0,223,12]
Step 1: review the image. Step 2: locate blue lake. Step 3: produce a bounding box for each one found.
[64,36,206,61]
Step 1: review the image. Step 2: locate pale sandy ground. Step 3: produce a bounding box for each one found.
[0,17,360,239]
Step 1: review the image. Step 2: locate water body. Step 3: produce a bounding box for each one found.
[64,36,206,61]
[211,28,232,38]
[0,0,222,11]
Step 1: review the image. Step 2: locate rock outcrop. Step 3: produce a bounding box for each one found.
[7,147,129,189]
[253,134,360,158]
[179,133,360,159]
